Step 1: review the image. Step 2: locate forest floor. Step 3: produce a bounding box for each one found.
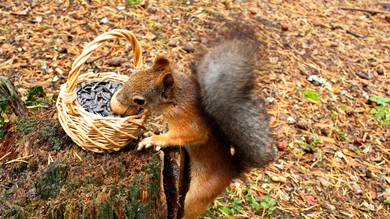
[1,0,390,218]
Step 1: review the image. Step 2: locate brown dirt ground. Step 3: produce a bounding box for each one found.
[1,0,390,218]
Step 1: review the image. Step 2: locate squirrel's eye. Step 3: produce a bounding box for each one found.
[132,96,145,106]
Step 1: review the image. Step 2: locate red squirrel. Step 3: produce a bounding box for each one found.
[111,36,276,219]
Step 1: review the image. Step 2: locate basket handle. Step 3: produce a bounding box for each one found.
[65,29,142,95]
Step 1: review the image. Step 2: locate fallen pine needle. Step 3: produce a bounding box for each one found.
[73,150,82,161]
[0,152,11,162]
[6,159,29,164]
[4,154,32,164]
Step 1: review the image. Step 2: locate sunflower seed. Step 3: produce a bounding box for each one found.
[75,80,139,117]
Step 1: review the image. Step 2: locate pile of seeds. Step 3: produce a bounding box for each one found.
[76,81,123,117]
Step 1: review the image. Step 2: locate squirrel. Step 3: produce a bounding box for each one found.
[111,35,276,219]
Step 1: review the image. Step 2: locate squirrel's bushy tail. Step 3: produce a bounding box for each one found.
[193,38,276,174]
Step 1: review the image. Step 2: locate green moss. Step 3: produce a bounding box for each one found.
[47,203,65,219]
[370,106,390,127]
[339,105,348,111]
[119,154,162,219]
[35,162,70,199]
[118,168,124,178]
[142,155,161,180]
[96,201,114,219]
[83,175,101,186]
[302,89,321,103]
[127,0,142,5]
[29,153,163,218]
[39,121,72,151]
[16,119,36,135]
[142,155,161,199]
[26,85,45,101]
[25,85,46,106]
[1,202,24,219]
[63,201,81,219]
[12,212,27,219]
[66,178,82,190]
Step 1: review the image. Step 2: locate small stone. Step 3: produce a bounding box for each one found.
[117,6,126,11]
[376,68,384,75]
[100,17,109,24]
[108,58,124,67]
[249,8,257,15]
[344,107,354,115]
[168,38,179,47]
[183,44,195,53]
[52,75,60,82]
[266,97,275,103]
[278,114,288,120]
[307,75,331,88]
[281,23,289,31]
[357,15,366,21]
[365,169,373,178]
[194,7,203,14]
[41,62,47,72]
[323,203,336,211]
[59,47,67,53]
[316,162,324,168]
[200,37,208,44]
[286,116,296,124]
[71,14,83,20]
[351,184,363,194]
[296,119,309,130]
[336,151,345,159]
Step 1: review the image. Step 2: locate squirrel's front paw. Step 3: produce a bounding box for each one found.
[137,137,162,151]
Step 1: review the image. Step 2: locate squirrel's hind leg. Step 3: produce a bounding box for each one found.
[181,163,234,219]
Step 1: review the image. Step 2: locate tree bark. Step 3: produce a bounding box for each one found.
[0,76,27,118]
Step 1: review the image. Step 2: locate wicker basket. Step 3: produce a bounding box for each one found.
[56,29,148,153]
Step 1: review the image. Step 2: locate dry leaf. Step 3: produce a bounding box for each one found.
[305,195,317,205]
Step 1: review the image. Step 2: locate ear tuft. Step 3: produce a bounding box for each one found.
[152,55,170,71]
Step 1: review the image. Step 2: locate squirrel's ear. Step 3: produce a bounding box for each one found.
[152,55,170,72]
[153,56,175,100]
[162,73,174,88]
[156,72,175,100]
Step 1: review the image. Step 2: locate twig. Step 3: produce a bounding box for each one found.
[356,71,370,79]
[330,24,364,38]
[85,39,118,64]
[339,6,390,14]
[346,30,364,38]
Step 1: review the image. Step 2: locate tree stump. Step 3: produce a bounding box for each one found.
[0,77,182,219]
